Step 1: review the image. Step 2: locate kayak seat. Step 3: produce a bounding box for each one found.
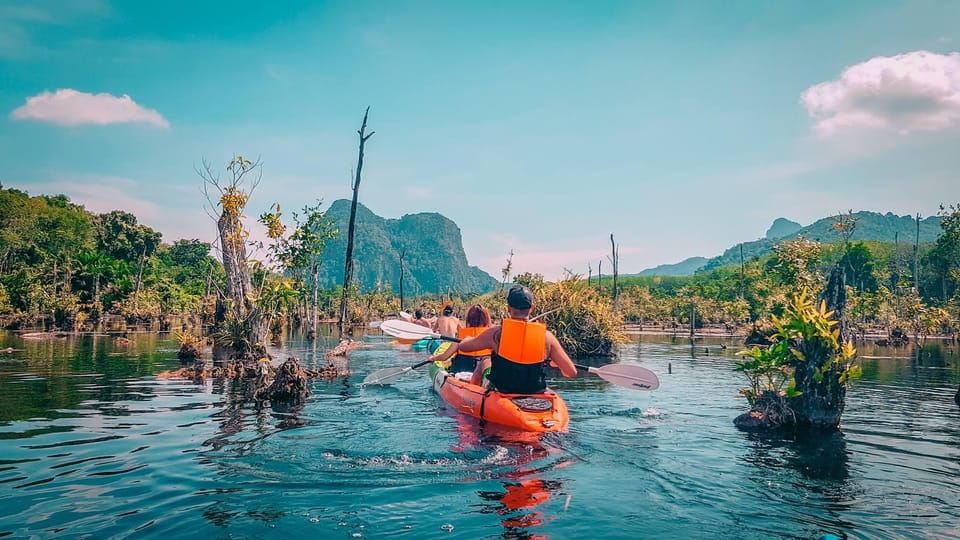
[510,396,553,412]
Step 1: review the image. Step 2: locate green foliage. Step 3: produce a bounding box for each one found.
[736,290,860,407]
[0,186,222,323]
[769,239,824,294]
[837,242,879,292]
[924,203,960,301]
[3,182,960,347]
[95,210,162,263]
[0,282,11,314]
[357,284,400,321]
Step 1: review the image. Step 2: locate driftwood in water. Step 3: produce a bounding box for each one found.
[158,356,351,403]
[21,332,69,340]
[255,358,307,402]
[177,334,206,360]
[326,339,364,357]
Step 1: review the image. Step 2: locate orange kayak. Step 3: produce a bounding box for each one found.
[428,360,569,432]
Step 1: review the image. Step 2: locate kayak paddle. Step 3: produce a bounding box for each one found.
[378,319,457,341]
[361,358,435,386]
[377,309,561,342]
[370,319,660,390]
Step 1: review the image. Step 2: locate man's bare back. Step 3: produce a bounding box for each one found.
[436,315,462,338]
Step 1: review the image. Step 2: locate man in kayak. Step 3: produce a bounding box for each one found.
[459,286,577,393]
[412,309,432,328]
[435,301,463,338]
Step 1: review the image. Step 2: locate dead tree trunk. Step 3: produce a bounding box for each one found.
[610,233,619,310]
[216,199,267,361]
[307,261,319,341]
[338,107,375,341]
[399,247,406,311]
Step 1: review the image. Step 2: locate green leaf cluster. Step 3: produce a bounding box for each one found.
[736,289,860,406]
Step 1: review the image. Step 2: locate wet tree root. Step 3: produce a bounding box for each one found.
[158,356,351,403]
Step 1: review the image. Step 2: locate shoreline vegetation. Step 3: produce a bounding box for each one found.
[2,154,959,428]
[1,185,958,353]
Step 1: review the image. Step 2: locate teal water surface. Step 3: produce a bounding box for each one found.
[1,329,959,539]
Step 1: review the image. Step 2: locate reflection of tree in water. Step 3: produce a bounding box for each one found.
[743,429,855,493]
[202,377,309,452]
[741,429,860,536]
[196,376,312,528]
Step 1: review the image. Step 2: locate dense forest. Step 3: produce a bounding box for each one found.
[612,207,960,342]
[1,183,958,344]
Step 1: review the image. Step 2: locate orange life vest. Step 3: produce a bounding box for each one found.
[488,319,548,394]
[496,319,546,364]
[457,326,492,357]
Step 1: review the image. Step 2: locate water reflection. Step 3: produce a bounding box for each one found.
[3,329,960,539]
[453,418,573,540]
[743,429,850,482]
[478,474,561,540]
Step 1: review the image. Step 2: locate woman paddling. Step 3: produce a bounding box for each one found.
[428,304,492,377]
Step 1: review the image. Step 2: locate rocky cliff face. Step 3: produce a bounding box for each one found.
[765,217,802,239]
[317,200,497,294]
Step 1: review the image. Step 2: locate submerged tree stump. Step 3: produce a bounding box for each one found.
[255,358,308,403]
[734,266,858,432]
[734,390,796,430]
[177,343,203,360]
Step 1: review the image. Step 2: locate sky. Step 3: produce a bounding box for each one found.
[1,0,959,280]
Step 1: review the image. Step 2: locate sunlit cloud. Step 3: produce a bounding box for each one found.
[801,50,960,136]
[11,89,170,128]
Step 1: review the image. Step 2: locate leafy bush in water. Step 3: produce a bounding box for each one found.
[736,289,861,412]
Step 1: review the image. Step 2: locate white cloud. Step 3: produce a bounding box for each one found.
[801,50,960,136]
[10,89,170,128]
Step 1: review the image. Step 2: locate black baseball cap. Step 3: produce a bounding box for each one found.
[507,285,534,309]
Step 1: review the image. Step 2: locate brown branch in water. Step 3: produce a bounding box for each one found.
[157,356,350,388]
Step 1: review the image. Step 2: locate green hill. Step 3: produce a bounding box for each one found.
[634,211,943,277]
[317,200,497,294]
[636,257,709,277]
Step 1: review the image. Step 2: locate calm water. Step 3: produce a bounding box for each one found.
[1,328,959,539]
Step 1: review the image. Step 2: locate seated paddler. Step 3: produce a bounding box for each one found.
[428,304,493,376]
[459,285,577,393]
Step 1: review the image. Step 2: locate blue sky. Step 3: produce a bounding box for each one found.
[2,0,958,279]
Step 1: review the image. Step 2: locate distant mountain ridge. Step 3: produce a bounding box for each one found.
[635,211,943,277]
[637,257,709,277]
[316,200,497,294]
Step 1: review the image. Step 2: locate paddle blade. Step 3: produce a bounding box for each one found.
[361,366,411,386]
[399,311,412,320]
[587,363,660,391]
[380,319,440,340]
